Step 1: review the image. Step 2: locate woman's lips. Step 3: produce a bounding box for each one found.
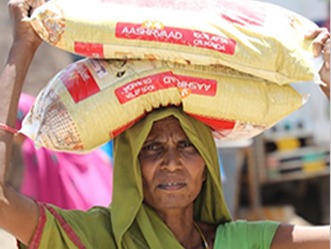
[157,182,186,190]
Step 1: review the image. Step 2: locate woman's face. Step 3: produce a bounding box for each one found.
[138,116,206,212]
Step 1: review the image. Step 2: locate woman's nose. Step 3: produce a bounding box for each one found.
[160,147,181,171]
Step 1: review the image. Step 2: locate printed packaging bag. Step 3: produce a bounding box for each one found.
[21,58,306,152]
[29,0,323,85]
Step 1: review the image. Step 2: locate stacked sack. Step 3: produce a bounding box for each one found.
[21,0,322,153]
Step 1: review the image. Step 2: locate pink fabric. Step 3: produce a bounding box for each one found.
[16,93,35,130]
[17,93,113,210]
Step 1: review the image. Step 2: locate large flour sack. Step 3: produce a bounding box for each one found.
[21,58,306,153]
[29,0,322,85]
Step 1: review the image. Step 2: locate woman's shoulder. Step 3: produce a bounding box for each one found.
[214,220,280,248]
[216,219,280,233]
[24,203,116,248]
[47,204,113,226]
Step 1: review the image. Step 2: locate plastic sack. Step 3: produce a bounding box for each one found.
[28,0,322,85]
[21,58,306,152]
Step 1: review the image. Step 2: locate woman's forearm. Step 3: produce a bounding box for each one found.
[0,40,40,246]
[0,40,39,184]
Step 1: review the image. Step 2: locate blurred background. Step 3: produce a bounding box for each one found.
[0,0,330,248]
[219,0,330,226]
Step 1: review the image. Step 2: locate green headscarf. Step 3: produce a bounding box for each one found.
[111,107,231,249]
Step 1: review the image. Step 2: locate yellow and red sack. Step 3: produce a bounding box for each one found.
[29,0,322,85]
[21,58,306,152]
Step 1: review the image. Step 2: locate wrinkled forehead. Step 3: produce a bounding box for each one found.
[145,115,187,141]
[150,115,181,131]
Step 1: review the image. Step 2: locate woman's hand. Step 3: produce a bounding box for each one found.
[305,27,330,99]
[318,35,330,96]
[8,0,44,49]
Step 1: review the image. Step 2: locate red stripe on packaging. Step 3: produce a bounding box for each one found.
[111,114,146,138]
[74,42,104,58]
[219,0,266,27]
[61,63,101,103]
[187,113,236,131]
[116,22,236,55]
[115,71,217,104]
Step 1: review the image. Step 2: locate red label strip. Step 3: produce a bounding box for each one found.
[61,63,101,103]
[187,112,236,132]
[115,71,217,104]
[74,42,104,58]
[116,22,236,55]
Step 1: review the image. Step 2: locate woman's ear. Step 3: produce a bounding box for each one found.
[203,167,207,181]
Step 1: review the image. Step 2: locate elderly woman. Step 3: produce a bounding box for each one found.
[0,0,330,248]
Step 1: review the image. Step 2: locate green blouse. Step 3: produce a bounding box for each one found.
[214,219,280,248]
[19,204,279,249]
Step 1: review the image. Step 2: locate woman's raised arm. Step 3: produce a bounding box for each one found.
[0,0,44,245]
[271,224,330,249]
[271,27,330,249]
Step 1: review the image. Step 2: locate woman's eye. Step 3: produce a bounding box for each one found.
[142,144,160,151]
[139,143,163,158]
[178,140,193,148]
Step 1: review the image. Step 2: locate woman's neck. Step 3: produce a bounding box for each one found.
[155,207,212,249]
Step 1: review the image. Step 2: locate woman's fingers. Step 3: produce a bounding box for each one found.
[322,38,330,70]
[305,27,330,57]
[31,0,45,10]
[7,0,44,47]
[8,0,44,19]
